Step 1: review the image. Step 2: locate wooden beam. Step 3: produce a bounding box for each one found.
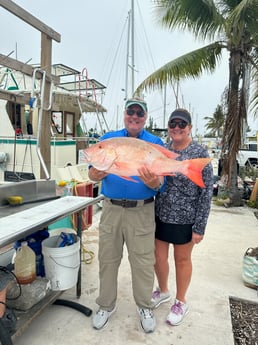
[0,54,60,85]
[0,0,61,42]
[0,89,31,104]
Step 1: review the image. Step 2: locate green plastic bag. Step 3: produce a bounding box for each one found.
[242,247,258,289]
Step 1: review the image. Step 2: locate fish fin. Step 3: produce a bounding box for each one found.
[183,158,211,188]
[149,143,179,159]
[119,176,139,182]
[161,173,176,176]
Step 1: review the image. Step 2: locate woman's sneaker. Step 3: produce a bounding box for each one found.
[166,299,189,326]
[151,287,171,308]
[92,306,116,330]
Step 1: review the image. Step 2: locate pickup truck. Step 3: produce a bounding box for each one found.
[237,142,258,168]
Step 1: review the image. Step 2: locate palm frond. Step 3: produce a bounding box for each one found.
[135,42,224,94]
[153,0,225,40]
[226,0,258,46]
[220,0,243,12]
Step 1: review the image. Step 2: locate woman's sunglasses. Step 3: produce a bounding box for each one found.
[126,109,145,117]
[168,121,188,129]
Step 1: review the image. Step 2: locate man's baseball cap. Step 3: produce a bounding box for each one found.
[124,97,147,112]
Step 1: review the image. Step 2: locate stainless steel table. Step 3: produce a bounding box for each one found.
[0,195,104,344]
[0,196,97,247]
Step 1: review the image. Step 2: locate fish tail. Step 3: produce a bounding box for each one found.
[182,158,211,188]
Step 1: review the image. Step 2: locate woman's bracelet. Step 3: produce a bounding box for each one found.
[152,181,163,192]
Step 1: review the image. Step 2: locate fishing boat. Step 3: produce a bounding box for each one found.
[0,63,108,183]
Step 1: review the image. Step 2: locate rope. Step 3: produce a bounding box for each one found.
[81,246,95,265]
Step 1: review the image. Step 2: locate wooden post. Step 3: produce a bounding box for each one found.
[250,178,258,202]
[40,33,52,179]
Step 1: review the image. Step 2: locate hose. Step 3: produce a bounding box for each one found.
[53,299,92,317]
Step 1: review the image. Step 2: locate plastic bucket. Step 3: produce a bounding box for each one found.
[42,235,80,291]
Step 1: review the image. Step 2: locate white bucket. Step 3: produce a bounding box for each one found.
[42,235,80,291]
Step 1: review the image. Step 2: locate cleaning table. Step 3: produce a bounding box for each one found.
[0,195,103,344]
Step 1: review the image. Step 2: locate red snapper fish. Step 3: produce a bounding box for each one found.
[82,137,211,188]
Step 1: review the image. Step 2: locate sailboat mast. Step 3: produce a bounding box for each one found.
[125,10,130,101]
[163,85,167,128]
[125,0,135,99]
[131,0,135,96]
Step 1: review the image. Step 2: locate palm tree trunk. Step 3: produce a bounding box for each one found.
[228,161,243,206]
[221,50,245,206]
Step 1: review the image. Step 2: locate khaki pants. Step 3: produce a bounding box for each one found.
[96,198,155,310]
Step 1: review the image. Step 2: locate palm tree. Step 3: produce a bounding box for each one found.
[135,0,258,205]
[204,104,225,137]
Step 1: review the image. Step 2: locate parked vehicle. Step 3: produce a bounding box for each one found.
[237,142,258,168]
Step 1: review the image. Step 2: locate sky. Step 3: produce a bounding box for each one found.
[1,0,257,136]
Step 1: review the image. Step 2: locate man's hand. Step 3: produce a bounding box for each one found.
[138,165,164,190]
[88,167,108,181]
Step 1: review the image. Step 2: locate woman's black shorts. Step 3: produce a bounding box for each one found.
[155,217,193,244]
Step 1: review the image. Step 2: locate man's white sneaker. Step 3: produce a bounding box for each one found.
[92,306,116,330]
[166,299,189,326]
[151,287,171,308]
[137,307,156,333]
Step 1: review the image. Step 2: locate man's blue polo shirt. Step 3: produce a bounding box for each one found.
[99,128,165,200]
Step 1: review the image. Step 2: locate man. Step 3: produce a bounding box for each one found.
[89,97,164,333]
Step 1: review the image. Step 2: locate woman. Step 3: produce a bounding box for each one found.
[152,108,213,326]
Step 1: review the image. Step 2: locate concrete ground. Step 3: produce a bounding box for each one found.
[13,203,258,345]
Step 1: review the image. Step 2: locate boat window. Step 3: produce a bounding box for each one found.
[51,111,63,134]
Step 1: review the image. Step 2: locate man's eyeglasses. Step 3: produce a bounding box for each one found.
[168,121,188,129]
[126,109,145,117]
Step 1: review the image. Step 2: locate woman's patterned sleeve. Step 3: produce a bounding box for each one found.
[192,151,214,235]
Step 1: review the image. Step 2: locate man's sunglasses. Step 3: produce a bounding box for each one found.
[126,109,145,117]
[168,121,188,129]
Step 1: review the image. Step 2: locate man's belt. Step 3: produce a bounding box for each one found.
[109,197,154,208]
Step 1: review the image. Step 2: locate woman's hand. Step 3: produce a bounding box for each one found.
[191,232,204,244]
